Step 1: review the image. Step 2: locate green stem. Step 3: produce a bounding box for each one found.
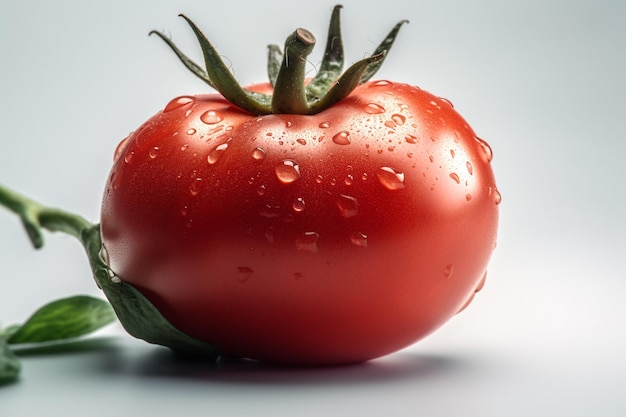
[271,28,317,114]
[0,183,219,359]
[0,184,91,249]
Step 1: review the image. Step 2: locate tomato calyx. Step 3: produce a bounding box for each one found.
[149,5,408,115]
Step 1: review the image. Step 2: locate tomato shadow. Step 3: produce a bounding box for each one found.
[100,343,467,387]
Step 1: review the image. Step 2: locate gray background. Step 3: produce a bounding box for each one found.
[1,0,624,415]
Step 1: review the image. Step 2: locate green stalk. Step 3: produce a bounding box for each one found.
[0,183,219,359]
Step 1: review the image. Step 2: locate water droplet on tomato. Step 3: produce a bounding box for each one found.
[256,184,266,196]
[376,167,405,190]
[186,128,197,135]
[293,272,304,279]
[163,96,195,112]
[296,138,307,146]
[332,131,351,145]
[344,174,354,185]
[336,194,359,218]
[493,187,502,205]
[364,103,385,114]
[439,97,454,108]
[466,193,472,201]
[292,197,306,212]
[260,204,281,218]
[371,80,392,87]
[466,161,474,175]
[124,151,134,164]
[237,266,254,283]
[315,175,324,184]
[405,134,418,144]
[114,135,131,161]
[296,232,319,253]
[149,147,160,159]
[319,122,330,129]
[449,173,460,184]
[391,114,406,126]
[474,136,493,162]
[444,264,454,279]
[180,144,189,151]
[251,147,266,161]
[189,177,202,196]
[350,231,368,247]
[200,110,223,125]
[207,143,229,165]
[275,160,301,184]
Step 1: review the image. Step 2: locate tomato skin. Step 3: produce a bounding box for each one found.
[100,80,499,365]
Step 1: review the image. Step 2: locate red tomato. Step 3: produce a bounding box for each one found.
[100,79,499,365]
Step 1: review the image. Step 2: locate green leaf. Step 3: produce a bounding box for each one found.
[7,295,116,345]
[0,338,21,385]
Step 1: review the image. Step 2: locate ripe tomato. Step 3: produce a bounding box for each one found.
[100,9,499,365]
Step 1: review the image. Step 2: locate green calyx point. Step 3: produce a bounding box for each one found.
[149,5,408,115]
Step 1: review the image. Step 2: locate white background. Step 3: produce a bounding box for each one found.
[1,0,625,415]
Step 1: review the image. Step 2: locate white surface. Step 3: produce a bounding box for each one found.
[1,0,625,415]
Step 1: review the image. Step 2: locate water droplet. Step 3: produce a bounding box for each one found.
[180,144,189,151]
[237,266,254,283]
[256,184,266,196]
[296,138,307,145]
[466,161,474,175]
[251,147,266,161]
[180,205,189,217]
[149,147,160,159]
[332,131,351,145]
[200,110,222,125]
[371,80,392,87]
[391,114,406,126]
[361,173,368,181]
[207,143,229,165]
[350,231,368,248]
[275,160,301,184]
[293,272,304,279]
[164,96,195,112]
[292,197,306,212]
[376,167,405,190]
[344,174,354,185]
[114,135,131,161]
[449,173,460,184]
[429,155,434,163]
[384,120,396,129]
[260,204,281,218]
[99,245,110,265]
[124,151,134,164]
[494,187,502,205]
[466,193,472,201]
[296,232,319,253]
[186,128,197,135]
[336,194,359,218]
[474,136,493,162]
[364,103,386,114]
[444,264,454,279]
[439,97,454,108]
[189,177,202,196]
[405,134,418,144]
[319,121,330,129]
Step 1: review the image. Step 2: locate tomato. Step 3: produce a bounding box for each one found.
[100,8,499,365]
